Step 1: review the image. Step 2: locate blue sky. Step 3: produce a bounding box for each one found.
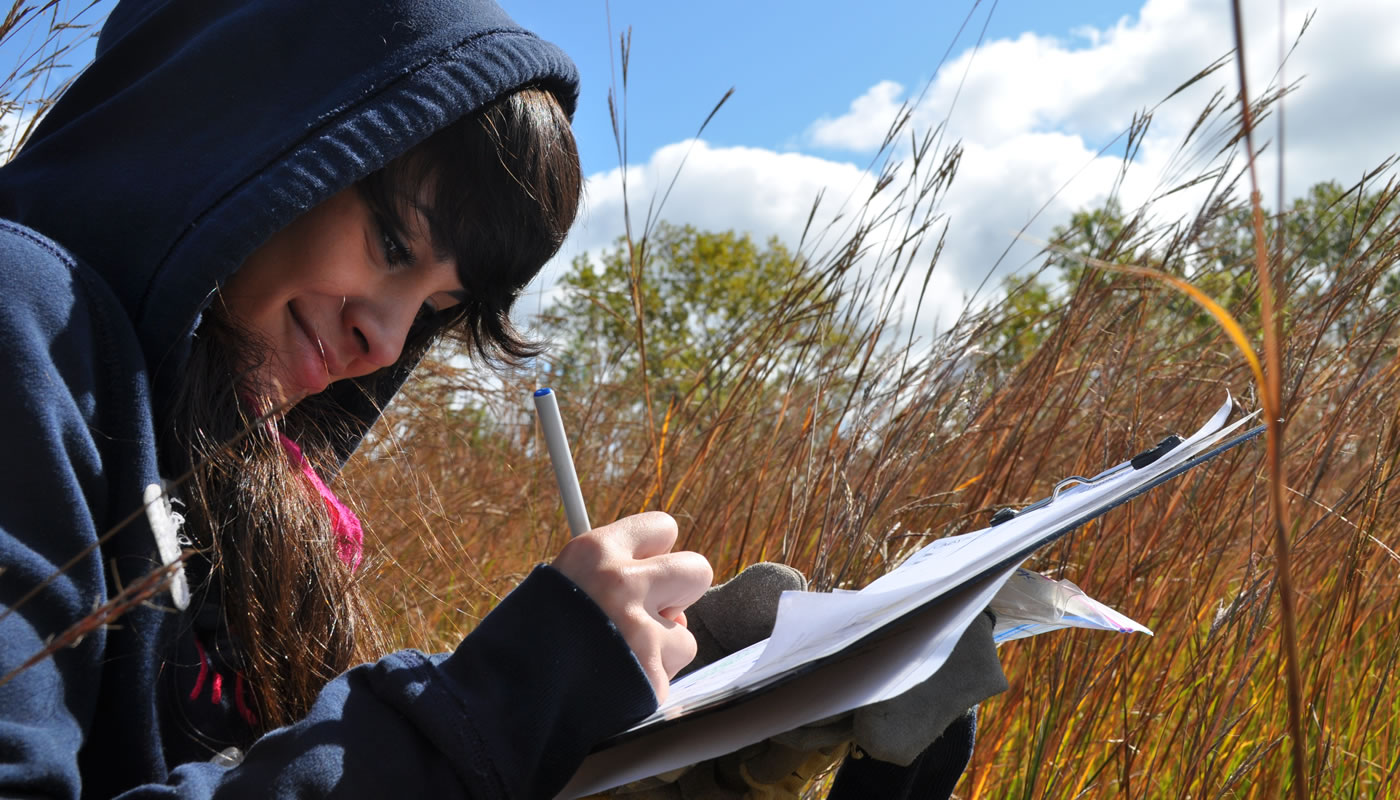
[513,1,1141,176]
[2,2,1138,176]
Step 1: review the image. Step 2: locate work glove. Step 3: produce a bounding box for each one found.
[680,561,808,679]
[607,562,829,800]
[825,610,1001,800]
[607,565,1006,800]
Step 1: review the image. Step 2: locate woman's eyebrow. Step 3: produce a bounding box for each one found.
[412,203,450,259]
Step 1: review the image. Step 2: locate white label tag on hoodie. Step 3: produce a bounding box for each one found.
[143,482,190,610]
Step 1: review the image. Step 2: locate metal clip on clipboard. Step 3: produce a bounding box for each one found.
[989,433,1193,526]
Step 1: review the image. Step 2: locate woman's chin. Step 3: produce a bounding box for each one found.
[238,371,314,418]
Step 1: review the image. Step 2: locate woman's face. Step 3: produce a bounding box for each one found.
[221,187,465,406]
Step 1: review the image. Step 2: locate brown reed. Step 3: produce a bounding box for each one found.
[346,40,1400,800]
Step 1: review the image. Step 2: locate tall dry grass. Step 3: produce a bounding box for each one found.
[343,39,1400,800]
[3,1,1389,797]
[0,1,103,157]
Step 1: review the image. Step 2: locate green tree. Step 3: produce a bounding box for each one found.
[541,222,835,404]
[987,272,1055,369]
[990,180,1400,365]
[986,199,1149,368]
[1182,180,1400,346]
[1044,198,1138,280]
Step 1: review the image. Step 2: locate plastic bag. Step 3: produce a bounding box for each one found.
[989,568,1152,645]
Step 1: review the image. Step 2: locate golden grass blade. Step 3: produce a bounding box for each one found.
[1230,2,1307,798]
[1047,247,1266,394]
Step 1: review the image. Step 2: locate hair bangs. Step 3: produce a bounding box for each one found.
[359,86,582,367]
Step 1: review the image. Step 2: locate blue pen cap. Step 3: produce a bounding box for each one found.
[534,387,553,397]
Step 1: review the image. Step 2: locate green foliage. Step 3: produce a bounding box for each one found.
[542,221,831,402]
[990,180,1400,368]
[987,273,1056,369]
[1044,198,1137,281]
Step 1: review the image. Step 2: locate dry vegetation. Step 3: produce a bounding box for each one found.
[344,46,1400,800]
[4,2,1397,797]
[0,1,102,157]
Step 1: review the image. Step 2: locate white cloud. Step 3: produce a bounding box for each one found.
[804,0,1399,200]
[808,80,908,152]
[574,140,874,253]
[0,106,37,164]
[521,140,905,318]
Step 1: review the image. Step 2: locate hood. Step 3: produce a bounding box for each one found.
[0,0,577,460]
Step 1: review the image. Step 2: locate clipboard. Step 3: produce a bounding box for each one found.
[562,396,1263,798]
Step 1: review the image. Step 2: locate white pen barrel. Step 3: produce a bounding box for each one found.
[533,388,592,537]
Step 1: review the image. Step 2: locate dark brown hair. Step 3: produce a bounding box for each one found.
[165,86,582,738]
[361,86,581,363]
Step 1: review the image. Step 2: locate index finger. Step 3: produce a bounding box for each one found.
[645,550,713,618]
[602,511,679,559]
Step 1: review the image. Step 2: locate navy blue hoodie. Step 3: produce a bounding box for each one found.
[0,1,656,797]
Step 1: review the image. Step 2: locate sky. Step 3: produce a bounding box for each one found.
[511,1,1139,176]
[8,0,1400,336]
[504,0,1400,334]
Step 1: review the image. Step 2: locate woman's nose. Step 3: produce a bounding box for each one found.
[341,295,415,373]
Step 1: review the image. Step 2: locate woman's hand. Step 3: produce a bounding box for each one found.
[551,512,713,701]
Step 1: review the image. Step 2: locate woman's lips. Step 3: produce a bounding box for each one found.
[287,303,331,396]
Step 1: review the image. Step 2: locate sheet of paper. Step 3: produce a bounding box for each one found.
[564,564,1149,797]
[990,567,1153,644]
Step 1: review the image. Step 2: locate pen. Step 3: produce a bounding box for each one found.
[533,387,592,537]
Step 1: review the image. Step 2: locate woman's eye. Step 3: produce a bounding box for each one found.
[376,216,414,268]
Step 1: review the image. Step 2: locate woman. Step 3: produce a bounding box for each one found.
[0,0,709,797]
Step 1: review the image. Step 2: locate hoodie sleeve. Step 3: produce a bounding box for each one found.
[68,564,652,800]
[0,223,658,799]
[201,565,659,800]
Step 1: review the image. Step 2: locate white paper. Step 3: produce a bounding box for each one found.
[561,570,1010,798]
